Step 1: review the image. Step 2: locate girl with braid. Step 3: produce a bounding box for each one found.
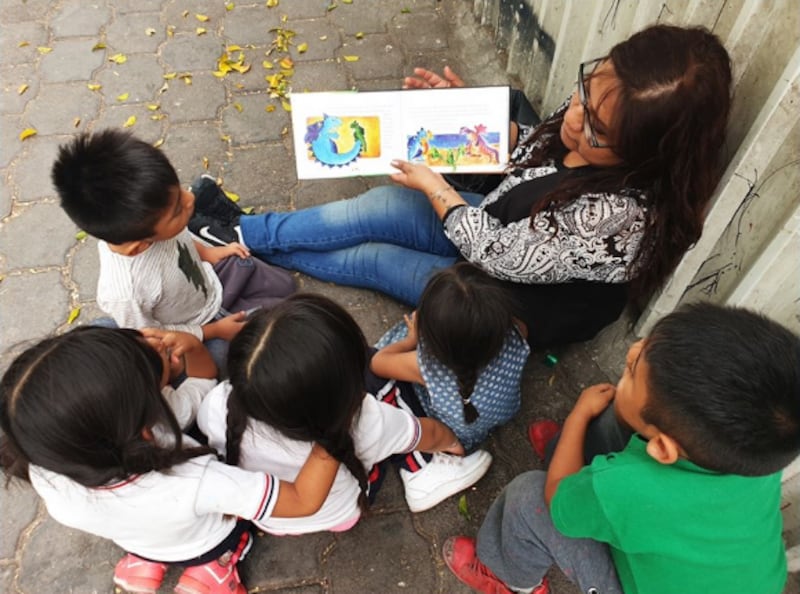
[198,293,493,528]
[372,263,529,454]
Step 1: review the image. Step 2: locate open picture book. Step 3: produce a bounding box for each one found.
[289,86,510,180]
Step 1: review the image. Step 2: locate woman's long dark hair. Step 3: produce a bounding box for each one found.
[225,294,371,510]
[416,263,516,424]
[518,25,732,302]
[0,327,213,486]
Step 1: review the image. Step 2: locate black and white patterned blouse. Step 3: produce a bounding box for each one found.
[443,110,648,286]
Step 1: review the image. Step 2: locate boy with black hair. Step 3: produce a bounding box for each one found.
[52,129,295,374]
[444,303,800,594]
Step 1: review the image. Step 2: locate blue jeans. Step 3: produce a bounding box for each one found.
[239,186,484,305]
[476,471,622,593]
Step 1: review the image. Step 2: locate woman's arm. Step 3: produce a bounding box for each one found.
[389,160,468,220]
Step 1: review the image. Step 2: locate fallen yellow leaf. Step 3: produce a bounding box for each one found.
[319,35,328,41]
[18,41,30,47]
[19,128,37,141]
[235,83,244,89]
[297,42,308,53]
[355,32,364,39]
[227,45,242,52]
[147,103,160,111]
[223,190,240,202]
[182,10,189,17]
[181,74,193,85]
[279,56,294,69]
[67,307,81,324]
[92,42,106,51]
[167,25,176,37]
[326,2,337,12]
[163,72,177,79]
[231,62,250,74]
[212,70,227,78]
[262,60,274,69]
[220,134,231,142]
[153,138,165,148]
[75,230,88,240]
[202,157,210,169]
[242,206,254,214]
[265,104,275,112]
[37,46,53,54]
[117,92,129,101]
[109,53,127,64]
[342,55,359,62]
[87,83,102,91]
[233,103,243,112]
[226,3,235,10]
[266,0,279,7]
[123,115,136,128]
[73,117,81,127]
[150,114,166,120]
[145,27,157,36]
[196,27,207,35]
[196,13,210,22]
[17,84,29,95]
[281,100,291,112]
[343,0,352,3]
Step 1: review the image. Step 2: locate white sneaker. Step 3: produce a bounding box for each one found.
[399,451,492,513]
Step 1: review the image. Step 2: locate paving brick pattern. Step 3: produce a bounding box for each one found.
[0,1,610,592]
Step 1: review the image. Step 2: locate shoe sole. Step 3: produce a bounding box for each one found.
[112,577,159,594]
[405,455,493,513]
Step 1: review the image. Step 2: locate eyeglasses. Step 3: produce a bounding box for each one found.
[577,57,611,149]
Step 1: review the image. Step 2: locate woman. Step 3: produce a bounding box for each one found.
[192,24,732,349]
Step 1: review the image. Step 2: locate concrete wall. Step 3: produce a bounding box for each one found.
[469,0,800,572]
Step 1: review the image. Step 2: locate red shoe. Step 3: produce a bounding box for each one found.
[527,420,561,460]
[113,553,167,594]
[174,532,252,594]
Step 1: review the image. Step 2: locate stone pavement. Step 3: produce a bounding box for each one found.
[0,1,621,592]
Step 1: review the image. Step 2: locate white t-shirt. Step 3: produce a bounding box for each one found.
[162,377,217,429]
[198,382,422,534]
[29,455,278,562]
[97,228,222,339]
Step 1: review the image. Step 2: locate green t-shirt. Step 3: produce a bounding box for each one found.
[550,436,786,594]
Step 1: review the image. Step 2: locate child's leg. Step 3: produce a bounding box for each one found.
[476,471,622,593]
[543,406,633,467]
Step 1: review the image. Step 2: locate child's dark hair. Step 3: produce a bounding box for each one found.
[51,129,179,244]
[416,263,517,424]
[0,327,213,486]
[225,294,370,510]
[642,303,800,476]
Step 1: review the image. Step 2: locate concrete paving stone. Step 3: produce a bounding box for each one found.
[225,143,294,210]
[113,0,164,14]
[221,5,284,47]
[392,10,450,53]
[0,21,49,67]
[18,516,122,594]
[38,38,107,83]
[242,531,333,589]
[7,137,63,203]
[161,0,228,36]
[0,114,25,170]
[287,20,340,63]
[0,64,41,116]
[95,53,166,102]
[159,72,226,123]
[23,82,101,136]
[71,301,109,328]
[0,0,52,25]
[161,123,232,184]
[51,0,112,38]
[0,169,11,219]
[91,103,165,145]
[0,271,69,346]
[290,60,350,93]
[70,236,100,302]
[161,33,226,73]
[0,481,39,559]
[103,11,165,54]
[293,178,369,210]
[273,0,331,20]
[327,0,394,35]
[1,202,78,270]
[354,77,408,92]
[0,563,14,594]
[327,512,436,593]
[338,34,405,81]
[222,93,289,145]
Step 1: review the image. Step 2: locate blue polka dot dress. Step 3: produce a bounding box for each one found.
[375,322,530,451]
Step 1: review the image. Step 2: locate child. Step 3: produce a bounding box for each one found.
[51,130,296,374]
[197,293,493,529]
[443,303,800,594]
[0,326,340,594]
[371,262,530,452]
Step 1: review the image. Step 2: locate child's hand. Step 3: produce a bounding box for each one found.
[440,437,465,456]
[404,311,418,345]
[571,383,616,422]
[141,328,202,380]
[204,311,247,341]
[202,243,250,264]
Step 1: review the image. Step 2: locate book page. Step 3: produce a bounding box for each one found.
[290,87,509,179]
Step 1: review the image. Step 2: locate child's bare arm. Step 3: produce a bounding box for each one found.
[202,312,247,341]
[370,312,425,384]
[193,240,250,265]
[271,443,340,517]
[415,418,464,455]
[544,383,615,506]
[141,328,217,379]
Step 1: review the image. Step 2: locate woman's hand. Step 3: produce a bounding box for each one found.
[403,66,465,89]
[390,159,446,193]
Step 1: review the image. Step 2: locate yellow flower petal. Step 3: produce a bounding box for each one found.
[123,115,137,128]
[342,55,359,62]
[117,92,129,101]
[19,128,37,141]
[67,307,81,324]
[17,84,29,95]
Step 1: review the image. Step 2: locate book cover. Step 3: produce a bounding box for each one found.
[289,86,510,179]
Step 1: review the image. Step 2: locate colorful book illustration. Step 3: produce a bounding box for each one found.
[290,86,510,179]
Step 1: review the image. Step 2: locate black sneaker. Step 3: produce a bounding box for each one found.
[190,174,244,224]
[188,212,242,247]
